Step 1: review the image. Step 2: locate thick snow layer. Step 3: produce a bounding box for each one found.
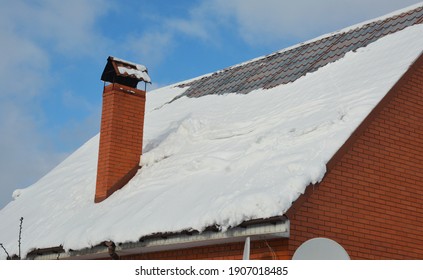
[0,24,422,259]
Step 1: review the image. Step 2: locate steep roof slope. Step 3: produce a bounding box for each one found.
[0,4,422,259]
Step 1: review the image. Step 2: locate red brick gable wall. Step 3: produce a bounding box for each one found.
[117,56,423,260]
[287,55,423,259]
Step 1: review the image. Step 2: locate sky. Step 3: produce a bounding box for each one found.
[0,0,421,210]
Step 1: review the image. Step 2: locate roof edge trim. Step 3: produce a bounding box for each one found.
[28,217,289,260]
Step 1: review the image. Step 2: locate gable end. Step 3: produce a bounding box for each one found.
[286,53,423,259]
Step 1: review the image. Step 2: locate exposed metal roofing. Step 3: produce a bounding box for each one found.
[177,5,423,98]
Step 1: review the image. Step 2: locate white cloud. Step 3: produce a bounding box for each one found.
[124,0,421,67]
[0,0,110,209]
[162,3,223,42]
[164,18,210,41]
[209,0,423,45]
[0,30,49,99]
[122,1,222,69]
[1,0,110,55]
[125,31,174,67]
[0,101,66,209]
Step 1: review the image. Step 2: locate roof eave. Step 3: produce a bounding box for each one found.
[27,216,289,260]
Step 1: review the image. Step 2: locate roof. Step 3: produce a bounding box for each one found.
[1,3,423,259]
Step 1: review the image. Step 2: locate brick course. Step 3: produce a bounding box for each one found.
[95,83,146,203]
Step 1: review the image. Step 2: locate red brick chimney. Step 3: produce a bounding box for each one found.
[95,56,151,203]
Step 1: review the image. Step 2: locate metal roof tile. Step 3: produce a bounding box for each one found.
[180,5,422,98]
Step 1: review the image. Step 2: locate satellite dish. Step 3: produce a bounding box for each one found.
[292,237,350,260]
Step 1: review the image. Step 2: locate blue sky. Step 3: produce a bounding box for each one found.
[0,0,421,209]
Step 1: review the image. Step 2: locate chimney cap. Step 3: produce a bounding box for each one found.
[101,56,151,88]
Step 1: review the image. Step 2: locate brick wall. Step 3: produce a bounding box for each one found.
[95,83,146,203]
[120,239,290,260]
[287,56,423,259]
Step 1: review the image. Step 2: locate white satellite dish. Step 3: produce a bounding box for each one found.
[292,237,350,260]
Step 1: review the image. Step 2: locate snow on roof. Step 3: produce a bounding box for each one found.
[117,65,151,83]
[1,21,422,260]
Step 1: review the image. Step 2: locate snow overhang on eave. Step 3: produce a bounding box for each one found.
[28,216,290,260]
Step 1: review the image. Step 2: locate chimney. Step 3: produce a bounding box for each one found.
[95,56,151,203]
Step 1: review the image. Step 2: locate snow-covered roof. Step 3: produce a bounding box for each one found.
[1,4,423,259]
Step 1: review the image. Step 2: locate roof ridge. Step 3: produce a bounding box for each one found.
[220,3,423,74]
[173,3,422,98]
